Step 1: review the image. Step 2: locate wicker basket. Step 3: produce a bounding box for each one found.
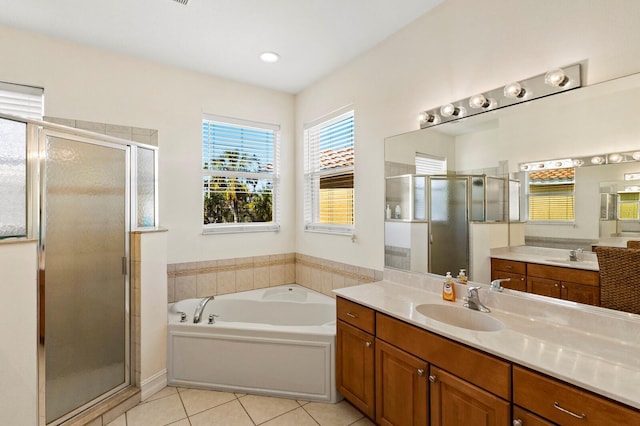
[626,240,640,249]
[594,246,640,314]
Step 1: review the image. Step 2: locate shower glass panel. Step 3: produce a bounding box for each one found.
[136,146,156,227]
[429,177,469,276]
[43,135,129,424]
[0,117,27,238]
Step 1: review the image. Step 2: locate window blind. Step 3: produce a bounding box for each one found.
[415,153,446,175]
[304,109,354,233]
[0,81,44,120]
[528,183,575,220]
[202,115,280,231]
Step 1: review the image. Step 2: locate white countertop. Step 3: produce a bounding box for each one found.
[490,245,599,271]
[334,275,640,410]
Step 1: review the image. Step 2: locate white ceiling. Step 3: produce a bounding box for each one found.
[0,0,443,93]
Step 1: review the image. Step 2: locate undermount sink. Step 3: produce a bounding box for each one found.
[415,304,504,332]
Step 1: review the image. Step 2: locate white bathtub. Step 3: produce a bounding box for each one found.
[167,285,340,402]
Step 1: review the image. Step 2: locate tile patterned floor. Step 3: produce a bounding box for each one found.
[106,387,373,426]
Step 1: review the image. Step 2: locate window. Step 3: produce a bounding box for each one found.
[202,115,280,233]
[415,153,446,175]
[0,81,44,120]
[527,168,575,221]
[304,109,354,234]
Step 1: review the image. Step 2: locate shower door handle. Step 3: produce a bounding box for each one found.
[122,256,128,275]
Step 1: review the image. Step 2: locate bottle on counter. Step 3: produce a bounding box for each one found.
[386,204,391,219]
[395,204,401,219]
[442,272,456,302]
[457,269,468,284]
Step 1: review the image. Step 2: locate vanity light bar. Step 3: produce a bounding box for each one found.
[520,151,640,172]
[419,64,582,129]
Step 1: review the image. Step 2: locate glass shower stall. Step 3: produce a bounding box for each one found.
[0,114,158,425]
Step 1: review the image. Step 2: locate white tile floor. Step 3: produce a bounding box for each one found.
[106,387,373,426]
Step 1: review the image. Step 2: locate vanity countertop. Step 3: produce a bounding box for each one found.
[490,245,599,271]
[334,276,640,410]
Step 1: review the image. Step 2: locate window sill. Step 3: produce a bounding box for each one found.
[202,223,280,235]
[304,224,354,236]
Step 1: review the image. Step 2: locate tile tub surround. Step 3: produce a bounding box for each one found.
[168,253,383,302]
[338,270,640,410]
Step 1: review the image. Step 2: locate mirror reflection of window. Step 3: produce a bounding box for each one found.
[527,168,575,221]
[415,152,446,174]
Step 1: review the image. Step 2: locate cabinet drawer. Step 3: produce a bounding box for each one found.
[376,313,511,399]
[527,263,599,286]
[513,406,556,426]
[491,258,526,274]
[337,297,375,334]
[513,366,640,425]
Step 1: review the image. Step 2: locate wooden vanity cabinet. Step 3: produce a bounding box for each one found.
[336,298,375,419]
[375,338,428,426]
[492,259,600,306]
[491,259,527,291]
[430,366,510,426]
[513,366,640,425]
[512,406,557,426]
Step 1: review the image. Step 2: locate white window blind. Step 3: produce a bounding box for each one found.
[202,114,280,233]
[0,81,44,120]
[416,153,446,175]
[304,109,354,234]
[527,168,575,221]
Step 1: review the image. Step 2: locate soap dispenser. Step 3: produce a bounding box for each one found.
[442,272,456,302]
[395,204,401,219]
[386,204,391,219]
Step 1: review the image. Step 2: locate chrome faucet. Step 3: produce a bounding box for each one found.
[489,278,510,292]
[464,286,491,313]
[569,248,583,261]
[193,296,214,323]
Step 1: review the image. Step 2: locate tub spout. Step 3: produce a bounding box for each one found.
[193,296,214,323]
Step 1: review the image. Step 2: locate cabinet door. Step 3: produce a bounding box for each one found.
[513,406,557,426]
[527,277,561,299]
[561,282,600,306]
[429,366,509,426]
[336,320,375,419]
[376,339,428,426]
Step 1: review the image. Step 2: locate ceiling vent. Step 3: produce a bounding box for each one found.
[172,0,189,5]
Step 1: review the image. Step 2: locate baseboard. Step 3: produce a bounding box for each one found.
[140,369,167,401]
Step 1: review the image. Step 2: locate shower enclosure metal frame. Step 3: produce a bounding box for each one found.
[0,112,159,426]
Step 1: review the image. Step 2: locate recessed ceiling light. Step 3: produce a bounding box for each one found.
[259,52,280,63]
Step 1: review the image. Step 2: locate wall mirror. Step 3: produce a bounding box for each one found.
[384,70,640,308]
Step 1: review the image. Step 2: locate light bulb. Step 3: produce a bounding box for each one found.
[544,69,569,87]
[573,159,584,167]
[469,94,491,109]
[591,156,605,165]
[503,82,526,98]
[632,152,640,161]
[520,164,530,171]
[419,111,440,124]
[440,104,464,118]
[608,153,623,163]
[418,111,428,122]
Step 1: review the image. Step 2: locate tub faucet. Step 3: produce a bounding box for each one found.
[193,296,214,323]
[489,278,510,292]
[464,286,491,313]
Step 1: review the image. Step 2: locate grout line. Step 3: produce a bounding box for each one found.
[235,396,258,426]
[175,387,191,424]
[299,404,321,426]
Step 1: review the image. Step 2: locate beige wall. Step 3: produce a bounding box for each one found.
[0,24,296,265]
[295,0,640,270]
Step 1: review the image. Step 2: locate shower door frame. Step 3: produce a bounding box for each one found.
[35,126,132,426]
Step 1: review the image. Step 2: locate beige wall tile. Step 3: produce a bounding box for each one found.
[167,277,176,303]
[175,261,199,272]
[310,267,322,293]
[236,268,253,292]
[217,270,236,294]
[131,133,151,144]
[76,120,106,134]
[237,256,253,266]
[284,263,295,284]
[196,272,217,297]
[320,270,332,296]
[253,266,269,289]
[175,275,196,300]
[296,263,310,286]
[197,259,217,270]
[332,273,346,290]
[44,116,76,127]
[269,264,284,287]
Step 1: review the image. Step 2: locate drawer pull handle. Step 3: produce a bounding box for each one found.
[346,312,359,318]
[417,369,424,376]
[506,265,513,269]
[512,420,523,426]
[553,402,586,419]
[365,341,372,348]
[428,375,436,383]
